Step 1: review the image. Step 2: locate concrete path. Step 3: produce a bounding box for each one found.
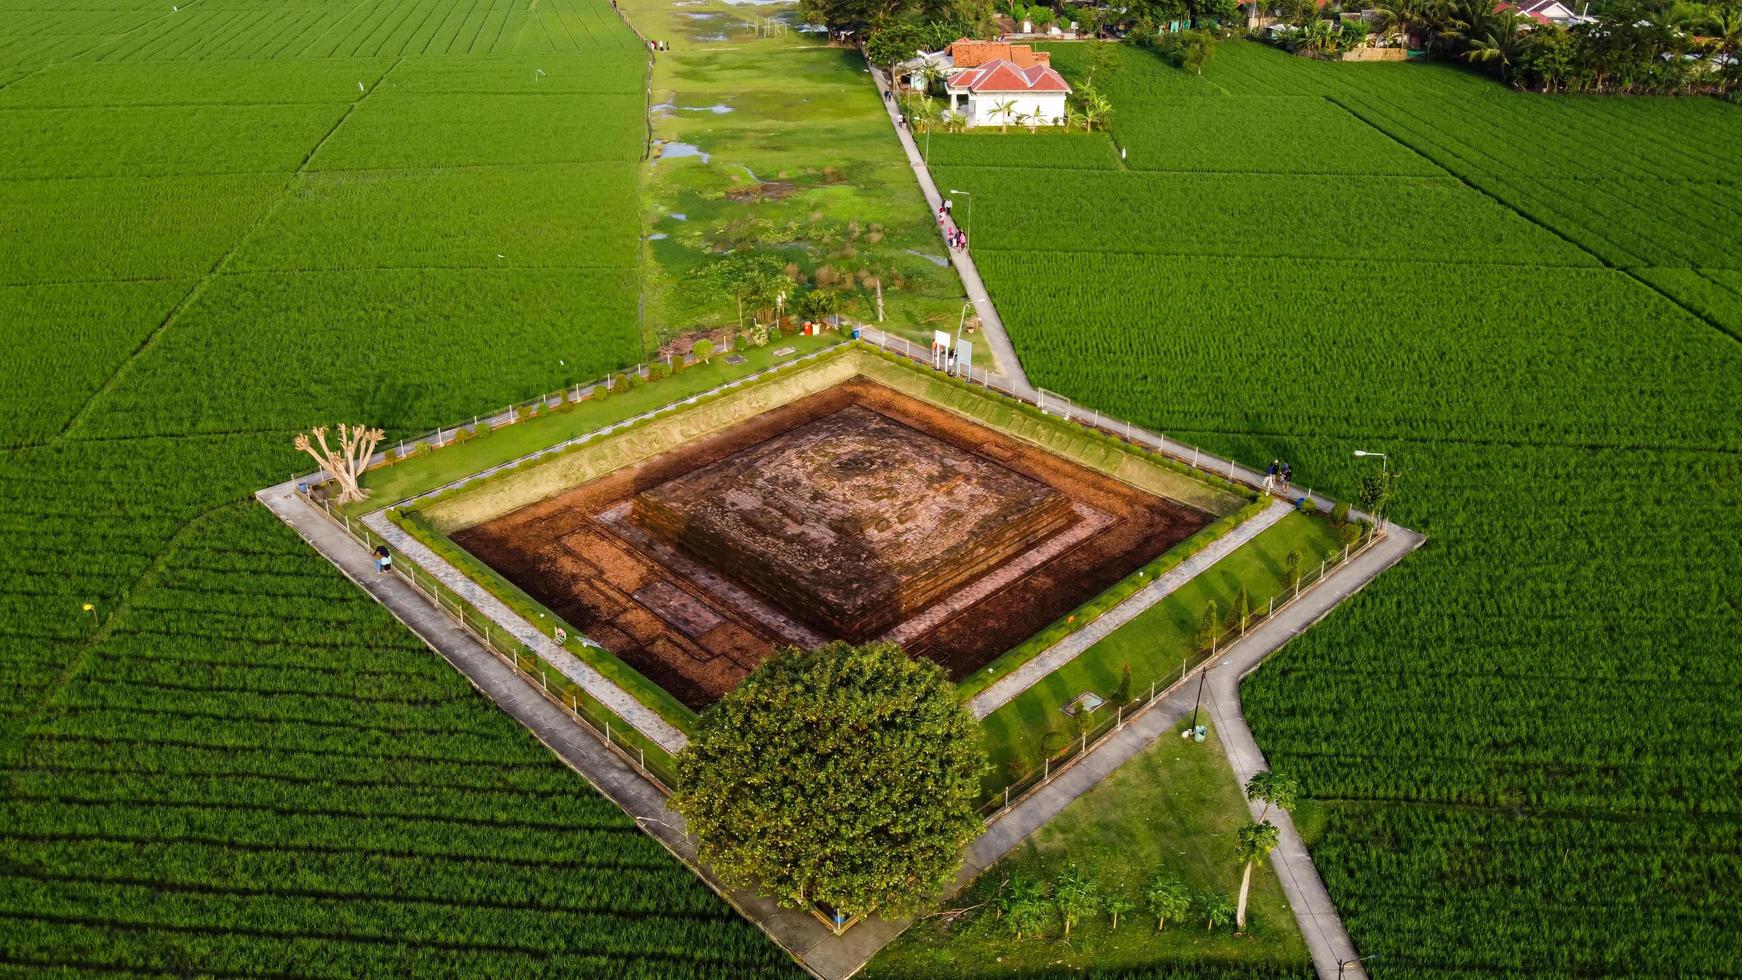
[867,61,1031,390]
[262,470,1419,980]
[259,480,903,980]
[968,498,1291,718]
[962,524,1422,980]
[356,506,688,754]
[1204,525,1422,980]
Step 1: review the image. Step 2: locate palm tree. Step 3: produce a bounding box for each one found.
[1373,0,1429,48]
[1234,820,1281,931]
[1052,866,1099,937]
[917,61,948,97]
[1144,873,1190,931]
[1461,10,1529,82]
[1193,890,1235,931]
[1245,769,1300,822]
[991,98,1018,133]
[906,94,941,133]
[1079,86,1112,133]
[1063,105,1086,133]
[1707,3,1742,93]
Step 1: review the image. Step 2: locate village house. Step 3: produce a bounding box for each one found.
[896,39,1071,129]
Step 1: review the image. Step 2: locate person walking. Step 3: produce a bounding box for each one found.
[373,545,392,576]
[1281,462,1292,489]
[1264,460,1278,493]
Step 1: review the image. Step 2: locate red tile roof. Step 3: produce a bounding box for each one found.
[947,38,1051,69]
[950,58,1071,94]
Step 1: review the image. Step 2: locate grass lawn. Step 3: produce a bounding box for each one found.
[351,331,839,510]
[620,0,973,359]
[868,717,1311,978]
[977,511,1345,788]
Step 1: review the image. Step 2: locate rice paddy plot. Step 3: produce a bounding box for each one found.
[307,90,645,169]
[0,103,351,178]
[0,57,395,107]
[229,163,642,272]
[76,268,643,437]
[0,173,286,284]
[933,168,1595,265]
[1117,96,1442,176]
[0,280,193,444]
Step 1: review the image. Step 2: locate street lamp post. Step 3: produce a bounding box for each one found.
[948,188,973,247]
[1352,449,1388,475]
[1338,952,1379,978]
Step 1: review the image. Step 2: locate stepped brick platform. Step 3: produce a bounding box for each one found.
[452,379,1212,710]
[632,406,1078,640]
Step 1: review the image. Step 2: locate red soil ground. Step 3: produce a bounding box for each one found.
[451,379,1210,710]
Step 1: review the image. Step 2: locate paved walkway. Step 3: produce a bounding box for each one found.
[867,61,1031,390]
[258,482,899,979]
[968,498,1291,718]
[356,505,688,754]
[963,523,1421,980]
[263,470,1419,980]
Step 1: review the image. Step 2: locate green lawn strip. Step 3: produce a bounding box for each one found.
[624,0,968,351]
[351,332,838,512]
[384,508,699,737]
[955,498,1267,705]
[868,717,1310,977]
[978,511,1344,787]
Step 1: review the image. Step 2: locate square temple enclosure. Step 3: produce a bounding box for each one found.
[632,406,1078,640]
[448,375,1219,710]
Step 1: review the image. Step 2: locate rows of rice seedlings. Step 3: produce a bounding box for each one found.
[77,267,642,437]
[228,163,642,272]
[931,167,1594,265]
[0,505,798,977]
[964,40,1742,975]
[0,282,192,444]
[0,103,351,178]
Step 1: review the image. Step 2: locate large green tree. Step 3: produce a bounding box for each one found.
[670,642,986,919]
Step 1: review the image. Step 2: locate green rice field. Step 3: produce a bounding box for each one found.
[930,39,1742,978]
[0,0,797,973]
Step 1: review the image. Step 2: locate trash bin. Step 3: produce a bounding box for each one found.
[850,328,862,339]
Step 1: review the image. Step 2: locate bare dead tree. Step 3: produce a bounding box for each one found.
[294,423,384,504]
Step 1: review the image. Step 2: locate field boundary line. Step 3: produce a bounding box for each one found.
[0,501,239,779]
[0,0,211,94]
[53,59,402,442]
[293,57,402,173]
[1327,95,1741,348]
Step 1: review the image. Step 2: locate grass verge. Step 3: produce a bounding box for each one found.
[868,716,1310,977]
[978,511,1345,786]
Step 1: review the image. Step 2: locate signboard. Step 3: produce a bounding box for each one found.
[955,339,972,377]
[932,329,951,370]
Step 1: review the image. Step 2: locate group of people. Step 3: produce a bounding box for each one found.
[1263,459,1293,493]
[936,203,967,252]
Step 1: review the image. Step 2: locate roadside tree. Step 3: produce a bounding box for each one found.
[1234,820,1281,931]
[670,641,985,920]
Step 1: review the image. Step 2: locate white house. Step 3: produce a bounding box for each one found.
[945,59,1072,128]
[944,58,1071,128]
[1497,0,1592,26]
[895,38,1073,128]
